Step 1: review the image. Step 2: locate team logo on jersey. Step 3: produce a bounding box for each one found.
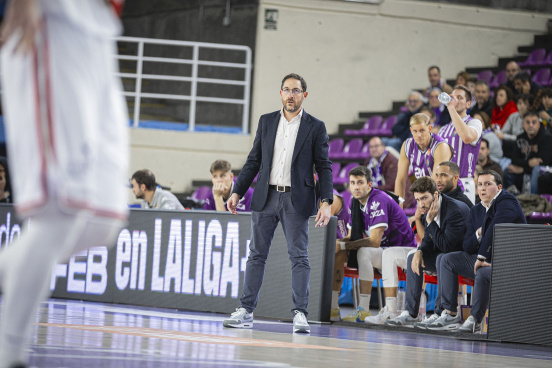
[370,201,385,218]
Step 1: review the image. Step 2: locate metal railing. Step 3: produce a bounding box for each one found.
[115,36,252,134]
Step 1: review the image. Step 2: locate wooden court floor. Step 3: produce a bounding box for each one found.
[3,298,551,367]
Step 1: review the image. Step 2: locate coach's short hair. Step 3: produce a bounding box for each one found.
[132,169,157,191]
[210,159,232,174]
[477,169,502,186]
[410,112,431,126]
[349,165,372,182]
[281,73,307,92]
[437,161,460,176]
[410,176,438,194]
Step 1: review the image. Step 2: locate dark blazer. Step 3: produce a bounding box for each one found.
[419,194,470,256]
[233,110,333,218]
[476,190,526,260]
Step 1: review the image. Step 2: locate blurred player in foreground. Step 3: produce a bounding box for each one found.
[0,1,128,366]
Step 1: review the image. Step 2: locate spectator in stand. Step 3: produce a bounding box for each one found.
[331,166,416,324]
[203,160,253,212]
[470,80,493,118]
[537,88,552,132]
[474,111,503,162]
[538,172,552,194]
[427,88,445,128]
[497,94,531,159]
[438,85,483,205]
[365,136,397,192]
[504,61,521,93]
[385,177,469,328]
[434,170,525,333]
[0,157,12,203]
[491,85,517,129]
[477,138,504,181]
[434,161,473,209]
[424,65,453,97]
[131,169,184,210]
[466,79,477,105]
[513,72,542,96]
[505,111,552,193]
[455,71,471,87]
[382,91,425,152]
[395,113,452,208]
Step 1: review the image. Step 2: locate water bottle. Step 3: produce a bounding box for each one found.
[438,92,452,105]
[397,286,406,313]
[419,291,427,320]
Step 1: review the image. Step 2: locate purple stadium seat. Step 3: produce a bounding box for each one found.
[477,70,493,84]
[374,115,398,137]
[338,138,364,159]
[544,50,552,66]
[529,211,552,222]
[331,162,342,182]
[328,138,344,159]
[339,189,352,208]
[489,70,508,89]
[344,115,383,136]
[531,68,550,86]
[352,141,371,160]
[333,162,360,185]
[191,186,211,201]
[519,48,547,66]
[541,194,552,204]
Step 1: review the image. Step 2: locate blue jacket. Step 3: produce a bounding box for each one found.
[419,193,470,256]
[464,190,526,259]
[233,110,333,218]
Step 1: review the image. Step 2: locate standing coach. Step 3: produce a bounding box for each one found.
[223,73,333,333]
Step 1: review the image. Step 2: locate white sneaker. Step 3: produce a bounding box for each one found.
[223,308,253,328]
[293,311,310,333]
[458,315,481,333]
[426,310,462,331]
[413,313,439,329]
[364,305,397,325]
[385,310,421,327]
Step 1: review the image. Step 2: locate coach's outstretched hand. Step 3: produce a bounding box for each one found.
[315,202,331,228]
[227,193,240,215]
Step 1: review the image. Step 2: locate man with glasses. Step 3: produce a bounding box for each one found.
[222,73,333,333]
[382,91,425,152]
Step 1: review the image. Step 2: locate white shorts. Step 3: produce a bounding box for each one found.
[0,11,128,219]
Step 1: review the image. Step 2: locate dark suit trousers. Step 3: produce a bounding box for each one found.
[240,188,310,316]
[440,251,491,322]
[405,252,444,317]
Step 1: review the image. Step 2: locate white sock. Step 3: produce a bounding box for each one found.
[331,290,340,309]
[386,297,397,314]
[359,294,371,311]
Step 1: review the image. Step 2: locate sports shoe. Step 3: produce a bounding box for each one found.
[413,313,439,329]
[385,310,421,327]
[458,315,481,333]
[330,308,341,322]
[426,310,462,331]
[293,311,310,333]
[223,308,253,329]
[342,307,370,322]
[364,305,397,325]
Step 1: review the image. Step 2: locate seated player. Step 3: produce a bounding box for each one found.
[131,169,184,210]
[331,166,416,324]
[203,160,253,212]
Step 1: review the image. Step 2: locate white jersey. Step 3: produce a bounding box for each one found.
[0,0,128,219]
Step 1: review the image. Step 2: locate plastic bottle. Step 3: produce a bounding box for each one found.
[419,291,427,320]
[438,92,452,105]
[397,286,406,313]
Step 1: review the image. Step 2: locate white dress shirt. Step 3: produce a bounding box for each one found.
[269,108,303,187]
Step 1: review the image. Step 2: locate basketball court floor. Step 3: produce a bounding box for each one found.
[3,298,550,367]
